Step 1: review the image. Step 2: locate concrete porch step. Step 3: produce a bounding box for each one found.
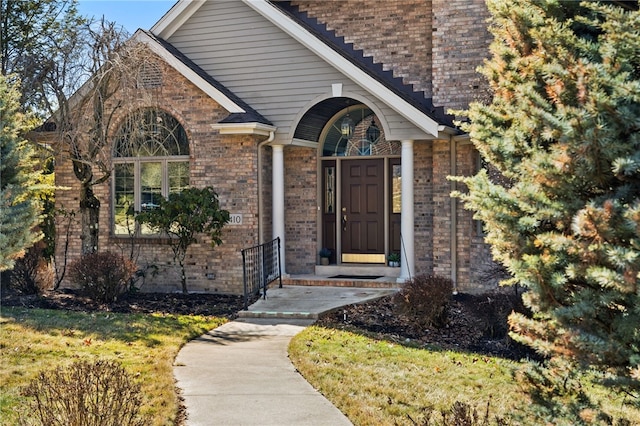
[282,276,398,289]
[315,264,401,278]
[237,285,397,320]
[280,264,402,289]
[237,310,318,320]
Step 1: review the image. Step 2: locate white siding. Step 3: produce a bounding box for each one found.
[164,0,432,143]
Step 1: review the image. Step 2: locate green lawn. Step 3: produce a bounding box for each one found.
[289,326,640,425]
[0,307,225,426]
[3,308,637,425]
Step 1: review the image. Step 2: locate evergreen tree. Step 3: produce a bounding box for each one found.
[453,0,640,387]
[0,75,42,271]
[1,0,83,265]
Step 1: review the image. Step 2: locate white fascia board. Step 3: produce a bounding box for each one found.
[243,0,440,138]
[291,137,318,148]
[438,124,461,137]
[453,133,472,145]
[152,0,205,39]
[133,31,245,114]
[211,122,277,137]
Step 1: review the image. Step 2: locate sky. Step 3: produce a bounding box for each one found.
[76,0,176,34]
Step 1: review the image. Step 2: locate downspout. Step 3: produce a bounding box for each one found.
[257,131,275,245]
[450,135,458,294]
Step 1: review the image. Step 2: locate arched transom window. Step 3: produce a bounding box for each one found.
[112,108,189,235]
[322,105,400,157]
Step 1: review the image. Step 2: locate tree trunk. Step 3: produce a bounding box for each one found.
[178,257,188,294]
[79,184,100,255]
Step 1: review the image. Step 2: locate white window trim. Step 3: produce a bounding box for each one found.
[112,155,190,236]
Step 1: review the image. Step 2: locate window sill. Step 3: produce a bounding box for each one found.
[110,235,174,245]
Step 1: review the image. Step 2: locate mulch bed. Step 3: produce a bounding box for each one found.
[1,288,245,318]
[316,292,538,361]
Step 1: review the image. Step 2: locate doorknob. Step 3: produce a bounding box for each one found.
[342,214,347,231]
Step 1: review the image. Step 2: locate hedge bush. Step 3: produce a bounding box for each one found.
[393,274,453,328]
[69,252,136,303]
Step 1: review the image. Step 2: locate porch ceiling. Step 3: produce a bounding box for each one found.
[293,97,360,142]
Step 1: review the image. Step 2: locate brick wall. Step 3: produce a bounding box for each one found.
[428,138,499,293]
[285,0,496,289]
[291,0,492,113]
[413,141,434,274]
[283,146,317,274]
[282,142,440,278]
[271,0,496,289]
[291,0,433,96]
[53,49,263,294]
[431,139,452,280]
[431,0,492,111]
[53,153,84,275]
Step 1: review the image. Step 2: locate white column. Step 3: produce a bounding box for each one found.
[398,140,415,282]
[272,144,286,274]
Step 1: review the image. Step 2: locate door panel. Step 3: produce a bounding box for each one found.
[366,221,380,251]
[349,222,362,250]
[341,159,384,262]
[349,185,362,213]
[366,184,379,212]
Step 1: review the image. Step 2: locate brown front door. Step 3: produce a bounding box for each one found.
[341,159,385,263]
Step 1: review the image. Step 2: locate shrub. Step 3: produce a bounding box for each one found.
[135,186,229,294]
[466,289,528,338]
[417,400,509,425]
[393,274,453,327]
[69,252,136,303]
[20,359,147,426]
[442,400,508,426]
[7,243,53,295]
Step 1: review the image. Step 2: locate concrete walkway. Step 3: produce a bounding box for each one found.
[174,285,395,425]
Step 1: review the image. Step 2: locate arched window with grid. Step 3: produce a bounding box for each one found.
[112,109,189,235]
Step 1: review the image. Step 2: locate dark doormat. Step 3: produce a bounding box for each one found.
[329,275,383,280]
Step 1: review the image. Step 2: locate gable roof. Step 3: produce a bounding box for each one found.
[272,1,456,129]
[152,0,457,138]
[134,30,275,135]
[243,0,454,137]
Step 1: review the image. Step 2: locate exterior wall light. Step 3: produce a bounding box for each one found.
[341,113,354,138]
[366,118,380,143]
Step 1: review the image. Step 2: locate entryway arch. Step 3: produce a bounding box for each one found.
[317,103,402,265]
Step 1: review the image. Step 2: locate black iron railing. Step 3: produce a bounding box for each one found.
[241,237,282,309]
